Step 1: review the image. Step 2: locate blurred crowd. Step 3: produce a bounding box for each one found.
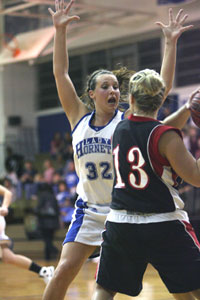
[2,131,78,228]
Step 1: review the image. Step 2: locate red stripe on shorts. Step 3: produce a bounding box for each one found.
[182,220,200,249]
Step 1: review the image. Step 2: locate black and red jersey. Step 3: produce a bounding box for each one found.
[111,115,183,214]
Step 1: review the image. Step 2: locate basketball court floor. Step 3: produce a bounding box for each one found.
[0,259,171,300]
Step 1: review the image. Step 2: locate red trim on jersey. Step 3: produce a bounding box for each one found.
[182,221,200,249]
[128,114,183,181]
[149,125,182,177]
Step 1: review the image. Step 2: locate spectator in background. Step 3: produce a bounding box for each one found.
[36,183,60,261]
[56,181,71,204]
[64,160,79,196]
[56,181,74,227]
[52,171,63,196]
[63,131,72,147]
[50,132,64,161]
[30,173,45,200]
[5,146,24,178]
[62,132,72,160]
[43,159,55,185]
[54,153,65,175]
[59,199,74,228]
[62,144,74,163]
[20,160,38,200]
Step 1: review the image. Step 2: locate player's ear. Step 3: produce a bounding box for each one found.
[89,90,95,100]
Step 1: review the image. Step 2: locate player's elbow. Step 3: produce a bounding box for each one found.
[163,80,172,96]
[53,68,64,78]
[53,64,67,78]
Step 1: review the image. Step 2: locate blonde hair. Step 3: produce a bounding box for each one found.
[129,69,165,113]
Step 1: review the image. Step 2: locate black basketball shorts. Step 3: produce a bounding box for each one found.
[96,220,200,296]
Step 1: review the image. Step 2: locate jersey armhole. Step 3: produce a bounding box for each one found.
[71,113,91,135]
[150,125,182,166]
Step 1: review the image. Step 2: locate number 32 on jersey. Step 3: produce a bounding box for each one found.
[113,145,149,190]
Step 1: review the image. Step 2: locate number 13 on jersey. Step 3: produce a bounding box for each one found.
[113,145,149,190]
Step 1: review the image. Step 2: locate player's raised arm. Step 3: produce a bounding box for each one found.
[49,0,88,129]
[157,8,193,103]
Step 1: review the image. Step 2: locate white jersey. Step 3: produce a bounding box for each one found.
[72,110,124,206]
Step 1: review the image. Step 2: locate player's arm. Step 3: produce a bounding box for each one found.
[159,130,200,187]
[49,0,88,129]
[161,103,190,128]
[157,8,193,103]
[0,185,12,216]
[162,87,200,129]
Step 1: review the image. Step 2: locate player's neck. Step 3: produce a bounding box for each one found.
[133,111,157,119]
[93,111,115,126]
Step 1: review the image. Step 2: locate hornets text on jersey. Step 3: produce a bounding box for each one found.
[72,109,124,206]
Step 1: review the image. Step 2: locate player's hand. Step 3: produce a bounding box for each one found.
[185,87,200,110]
[156,8,193,42]
[48,0,80,29]
[0,207,9,216]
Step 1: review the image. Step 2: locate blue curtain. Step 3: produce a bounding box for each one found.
[37,113,71,153]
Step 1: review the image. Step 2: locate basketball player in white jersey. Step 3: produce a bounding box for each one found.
[0,184,54,284]
[43,1,193,299]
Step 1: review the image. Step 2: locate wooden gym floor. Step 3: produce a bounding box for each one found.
[0,259,172,300]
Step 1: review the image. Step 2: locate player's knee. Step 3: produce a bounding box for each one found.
[54,259,75,279]
[2,252,14,264]
[95,284,115,299]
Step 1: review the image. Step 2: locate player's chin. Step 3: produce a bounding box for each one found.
[107,101,118,109]
[107,105,117,113]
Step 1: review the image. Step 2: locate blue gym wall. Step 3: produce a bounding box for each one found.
[37,112,71,153]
